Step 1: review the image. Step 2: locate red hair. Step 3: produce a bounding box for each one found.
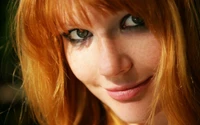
[14,0,200,124]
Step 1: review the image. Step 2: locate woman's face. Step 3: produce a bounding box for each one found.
[63,8,161,124]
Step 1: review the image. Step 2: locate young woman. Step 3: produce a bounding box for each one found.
[14,0,200,125]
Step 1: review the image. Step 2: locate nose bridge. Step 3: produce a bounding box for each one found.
[100,37,118,58]
[98,37,132,77]
[100,38,119,69]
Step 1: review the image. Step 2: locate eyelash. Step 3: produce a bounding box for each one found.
[62,29,93,45]
[121,14,145,30]
[62,14,145,45]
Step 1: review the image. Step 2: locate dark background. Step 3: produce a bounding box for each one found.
[0,0,37,125]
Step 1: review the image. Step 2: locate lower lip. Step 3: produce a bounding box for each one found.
[106,77,152,102]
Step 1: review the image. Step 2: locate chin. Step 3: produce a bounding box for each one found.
[111,102,150,124]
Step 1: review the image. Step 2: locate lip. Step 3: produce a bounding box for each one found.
[105,76,152,102]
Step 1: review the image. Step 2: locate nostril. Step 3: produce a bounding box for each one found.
[117,60,133,75]
[121,62,133,73]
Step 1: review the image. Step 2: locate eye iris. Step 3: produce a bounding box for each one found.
[77,30,88,38]
[131,17,144,25]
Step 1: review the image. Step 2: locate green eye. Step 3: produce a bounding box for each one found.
[121,14,144,29]
[71,29,89,39]
[69,29,92,40]
[63,29,93,43]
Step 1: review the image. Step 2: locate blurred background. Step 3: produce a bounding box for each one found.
[0,0,37,125]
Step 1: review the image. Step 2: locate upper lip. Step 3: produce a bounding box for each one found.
[105,76,152,92]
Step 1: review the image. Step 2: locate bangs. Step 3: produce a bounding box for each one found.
[37,0,171,40]
[46,0,162,34]
[23,0,172,50]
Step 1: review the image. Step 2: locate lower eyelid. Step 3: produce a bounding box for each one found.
[121,25,147,33]
[64,33,93,46]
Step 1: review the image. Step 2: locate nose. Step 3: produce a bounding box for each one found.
[98,38,133,77]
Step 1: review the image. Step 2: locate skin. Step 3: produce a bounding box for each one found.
[62,8,166,124]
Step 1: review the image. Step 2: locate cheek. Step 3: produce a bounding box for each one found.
[139,40,160,67]
[146,39,161,67]
[67,54,89,81]
[65,46,97,84]
[127,33,161,70]
[143,45,160,72]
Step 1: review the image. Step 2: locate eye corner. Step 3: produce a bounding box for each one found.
[62,32,70,39]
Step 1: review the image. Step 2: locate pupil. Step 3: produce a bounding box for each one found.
[77,30,88,38]
[131,17,144,24]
